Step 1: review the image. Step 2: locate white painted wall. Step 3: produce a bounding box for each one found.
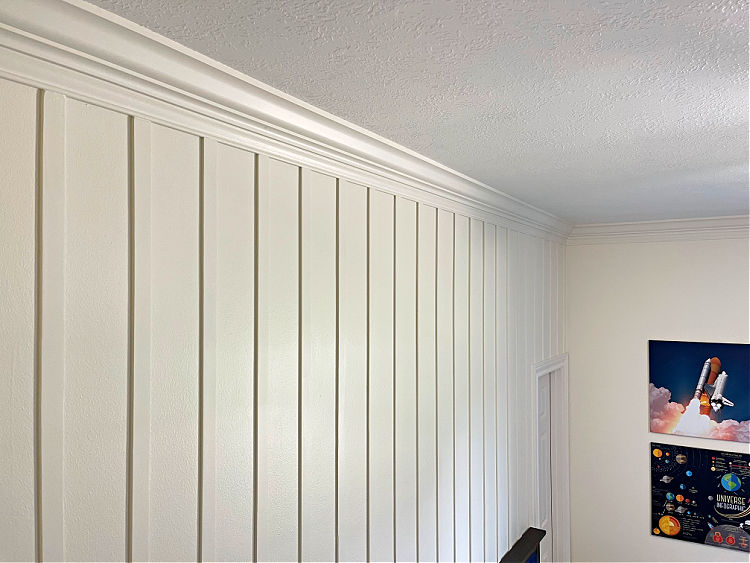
[0,71,565,561]
[567,236,750,562]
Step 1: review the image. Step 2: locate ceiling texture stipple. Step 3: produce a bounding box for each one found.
[87,0,748,224]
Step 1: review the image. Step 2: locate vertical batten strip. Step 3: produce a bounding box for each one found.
[543,240,551,360]
[505,231,516,542]
[524,234,534,527]
[199,138,217,562]
[434,212,440,561]
[452,215,470,562]
[34,88,43,563]
[391,196,397,562]
[483,224,497,561]
[451,214,457,563]
[129,117,151,562]
[394,198,417,562]
[436,209,455,561]
[495,228,509,556]
[559,243,566,354]
[415,204,420,563]
[365,189,371,563]
[551,243,558,358]
[334,179,340,563]
[468,218,484,562]
[252,153,260,563]
[39,90,65,563]
[126,115,134,563]
[297,167,303,563]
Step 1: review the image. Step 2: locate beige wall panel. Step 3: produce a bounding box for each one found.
[337,180,369,561]
[483,223,497,561]
[520,233,535,535]
[453,214,471,561]
[436,208,455,561]
[394,197,418,562]
[149,123,200,561]
[506,230,519,542]
[214,142,255,561]
[62,99,129,561]
[543,240,551,360]
[558,243,566,354]
[417,204,437,561]
[39,91,66,562]
[468,218,485,562]
[0,78,37,561]
[300,168,337,561]
[256,156,299,562]
[551,242,559,358]
[368,189,395,561]
[495,227,509,555]
[130,117,151,562]
[534,238,544,364]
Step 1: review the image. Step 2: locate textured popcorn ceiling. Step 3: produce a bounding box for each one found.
[88,0,748,223]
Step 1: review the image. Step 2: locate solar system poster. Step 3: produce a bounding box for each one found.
[649,340,750,443]
[651,442,750,552]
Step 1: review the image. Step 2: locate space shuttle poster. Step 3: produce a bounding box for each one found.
[649,340,750,443]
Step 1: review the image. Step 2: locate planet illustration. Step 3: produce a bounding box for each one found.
[659,515,681,536]
[676,454,687,464]
[722,473,742,492]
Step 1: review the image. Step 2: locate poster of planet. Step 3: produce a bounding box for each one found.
[649,340,750,443]
[651,442,750,552]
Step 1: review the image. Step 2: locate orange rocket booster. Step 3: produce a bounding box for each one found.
[693,357,722,415]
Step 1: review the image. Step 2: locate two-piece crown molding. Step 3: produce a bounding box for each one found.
[567,215,750,245]
[0,0,573,240]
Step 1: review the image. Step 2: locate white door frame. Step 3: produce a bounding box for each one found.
[534,353,571,563]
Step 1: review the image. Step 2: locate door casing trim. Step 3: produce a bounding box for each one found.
[534,353,571,562]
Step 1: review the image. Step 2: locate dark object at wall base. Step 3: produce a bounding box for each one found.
[500,527,547,563]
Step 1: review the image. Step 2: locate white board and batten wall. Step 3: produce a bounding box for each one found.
[0,2,568,561]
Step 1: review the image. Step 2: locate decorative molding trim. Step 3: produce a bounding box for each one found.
[0,0,572,240]
[567,215,750,245]
[533,353,571,563]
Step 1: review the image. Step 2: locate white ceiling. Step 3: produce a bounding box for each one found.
[87,0,748,224]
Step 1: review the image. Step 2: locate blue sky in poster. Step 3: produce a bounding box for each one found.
[649,340,750,422]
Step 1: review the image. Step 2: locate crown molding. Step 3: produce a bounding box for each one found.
[0,0,572,240]
[567,215,750,245]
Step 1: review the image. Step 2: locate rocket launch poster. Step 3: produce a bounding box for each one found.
[651,442,750,553]
[649,340,750,443]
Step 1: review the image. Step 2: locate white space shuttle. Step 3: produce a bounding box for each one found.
[693,357,734,414]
